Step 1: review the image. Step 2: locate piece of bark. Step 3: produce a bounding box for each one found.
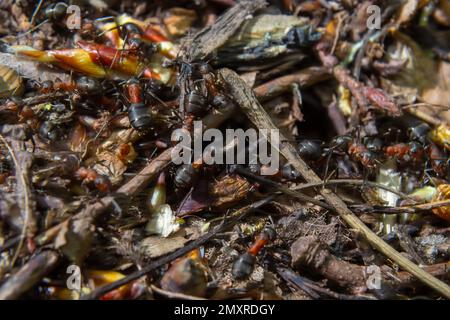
[185,0,267,61]
[291,236,367,293]
[290,236,450,295]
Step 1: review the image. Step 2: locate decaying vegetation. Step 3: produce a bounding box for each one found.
[0,0,449,300]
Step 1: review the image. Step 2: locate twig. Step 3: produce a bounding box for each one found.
[185,0,267,61]
[235,167,334,211]
[253,67,329,102]
[219,68,450,299]
[0,250,59,299]
[291,179,413,201]
[404,106,442,126]
[30,0,44,26]
[352,1,400,79]
[0,134,34,268]
[21,92,68,106]
[277,267,372,300]
[356,199,450,214]
[330,15,343,56]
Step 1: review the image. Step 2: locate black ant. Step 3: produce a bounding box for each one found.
[124,78,177,133]
[38,76,102,96]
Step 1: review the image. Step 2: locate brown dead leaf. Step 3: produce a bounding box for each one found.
[433,0,450,27]
[93,150,128,186]
[176,180,210,217]
[209,174,251,208]
[164,8,197,37]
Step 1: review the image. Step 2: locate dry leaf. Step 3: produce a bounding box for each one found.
[164,8,197,37]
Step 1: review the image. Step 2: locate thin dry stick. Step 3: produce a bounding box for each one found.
[30,0,44,26]
[405,107,441,126]
[219,68,450,299]
[291,179,413,200]
[365,199,450,214]
[0,250,59,300]
[0,135,32,268]
[253,66,329,102]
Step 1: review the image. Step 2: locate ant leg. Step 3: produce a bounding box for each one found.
[322,151,333,183]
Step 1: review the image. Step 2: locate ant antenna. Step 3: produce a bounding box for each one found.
[30,0,45,26]
[16,19,49,38]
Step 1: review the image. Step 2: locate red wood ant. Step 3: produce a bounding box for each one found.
[384,142,425,163]
[232,226,276,279]
[124,78,176,133]
[347,142,378,169]
[75,167,111,193]
[39,77,103,96]
[125,78,149,131]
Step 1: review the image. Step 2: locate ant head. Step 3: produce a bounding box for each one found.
[45,2,68,22]
[408,123,430,144]
[364,136,383,152]
[262,226,277,241]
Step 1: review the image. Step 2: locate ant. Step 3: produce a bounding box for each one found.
[43,2,70,25]
[425,142,449,180]
[125,78,149,131]
[174,164,200,190]
[384,142,425,163]
[20,2,81,37]
[347,142,378,169]
[75,167,111,193]
[124,78,177,133]
[114,22,158,64]
[38,77,103,96]
[321,134,378,180]
[232,226,277,280]
[38,121,64,142]
[98,17,171,61]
